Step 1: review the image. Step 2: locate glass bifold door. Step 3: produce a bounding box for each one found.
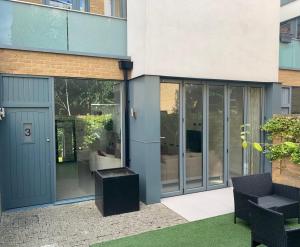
[160,80,263,196]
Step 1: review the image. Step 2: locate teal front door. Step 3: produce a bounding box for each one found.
[0,75,54,209]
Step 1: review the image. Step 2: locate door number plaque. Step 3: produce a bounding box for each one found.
[23,123,33,143]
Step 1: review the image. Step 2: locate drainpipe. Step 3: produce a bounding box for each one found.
[119,60,133,167]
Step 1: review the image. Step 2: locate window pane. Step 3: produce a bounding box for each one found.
[111,0,126,18]
[292,87,300,114]
[160,83,180,194]
[49,0,72,9]
[229,87,244,178]
[297,18,300,39]
[55,78,122,200]
[280,19,298,40]
[281,87,291,107]
[248,88,262,175]
[280,22,291,34]
[281,0,296,5]
[208,86,224,186]
[80,0,85,11]
[185,83,203,189]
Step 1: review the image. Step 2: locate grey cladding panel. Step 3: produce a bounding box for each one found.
[2,76,50,106]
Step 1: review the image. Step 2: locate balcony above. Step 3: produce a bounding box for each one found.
[0,0,128,59]
[280,40,300,70]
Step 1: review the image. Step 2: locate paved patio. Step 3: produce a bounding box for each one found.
[0,201,186,247]
[162,188,234,221]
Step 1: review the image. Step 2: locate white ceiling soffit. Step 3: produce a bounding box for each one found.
[281,0,300,22]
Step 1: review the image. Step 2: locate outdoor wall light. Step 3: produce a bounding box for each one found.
[130,107,137,119]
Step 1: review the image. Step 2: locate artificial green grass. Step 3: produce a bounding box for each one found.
[91,214,300,247]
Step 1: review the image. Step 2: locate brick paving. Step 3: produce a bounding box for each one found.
[0,201,186,247]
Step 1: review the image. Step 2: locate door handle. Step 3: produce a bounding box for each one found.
[46,138,50,142]
[160,137,166,139]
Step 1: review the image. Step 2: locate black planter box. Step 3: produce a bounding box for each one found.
[95,167,139,217]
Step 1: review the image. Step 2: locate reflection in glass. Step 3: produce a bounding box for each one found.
[49,0,72,9]
[248,87,262,175]
[229,87,244,178]
[55,78,122,201]
[112,0,127,18]
[292,87,300,114]
[160,83,180,193]
[185,84,203,189]
[208,86,224,185]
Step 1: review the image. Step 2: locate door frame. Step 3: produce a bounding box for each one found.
[161,79,266,198]
[0,74,56,208]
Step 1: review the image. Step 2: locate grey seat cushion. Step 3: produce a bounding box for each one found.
[258,195,298,209]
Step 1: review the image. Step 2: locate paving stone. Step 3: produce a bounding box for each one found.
[0,201,186,247]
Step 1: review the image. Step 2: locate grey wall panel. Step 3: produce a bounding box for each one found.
[1,77,51,107]
[130,141,147,202]
[129,75,161,204]
[144,142,161,204]
[264,83,282,173]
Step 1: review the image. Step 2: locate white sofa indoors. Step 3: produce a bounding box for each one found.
[89,151,121,172]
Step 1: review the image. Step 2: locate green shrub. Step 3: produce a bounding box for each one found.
[262,116,300,165]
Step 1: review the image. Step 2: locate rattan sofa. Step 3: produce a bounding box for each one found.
[232,173,300,224]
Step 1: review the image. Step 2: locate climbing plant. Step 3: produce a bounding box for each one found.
[262,115,300,165]
[241,115,300,165]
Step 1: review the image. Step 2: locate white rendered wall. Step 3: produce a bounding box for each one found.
[281,0,300,22]
[127,0,280,82]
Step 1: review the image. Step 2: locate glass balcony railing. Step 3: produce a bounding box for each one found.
[0,0,127,58]
[280,39,300,70]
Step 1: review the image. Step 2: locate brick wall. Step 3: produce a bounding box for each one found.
[90,0,105,15]
[279,69,300,86]
[0,49,123,80]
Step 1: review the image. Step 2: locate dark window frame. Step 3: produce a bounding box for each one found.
[280,17,300,40]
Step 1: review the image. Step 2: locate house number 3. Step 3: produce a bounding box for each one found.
[25,128,31,137]
[23,123,33,143]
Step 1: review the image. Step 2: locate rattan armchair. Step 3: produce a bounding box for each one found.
[249,200,300,247]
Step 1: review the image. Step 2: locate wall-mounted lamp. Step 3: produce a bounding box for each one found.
[130,107,137,119]
[0,107,5,120]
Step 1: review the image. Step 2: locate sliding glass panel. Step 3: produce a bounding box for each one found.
[248,87,262,175]
[229,87,244,178]
[55,78,122,201]
[160,83,180,194]
[208,86,225,186]
[185,83,203,189]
